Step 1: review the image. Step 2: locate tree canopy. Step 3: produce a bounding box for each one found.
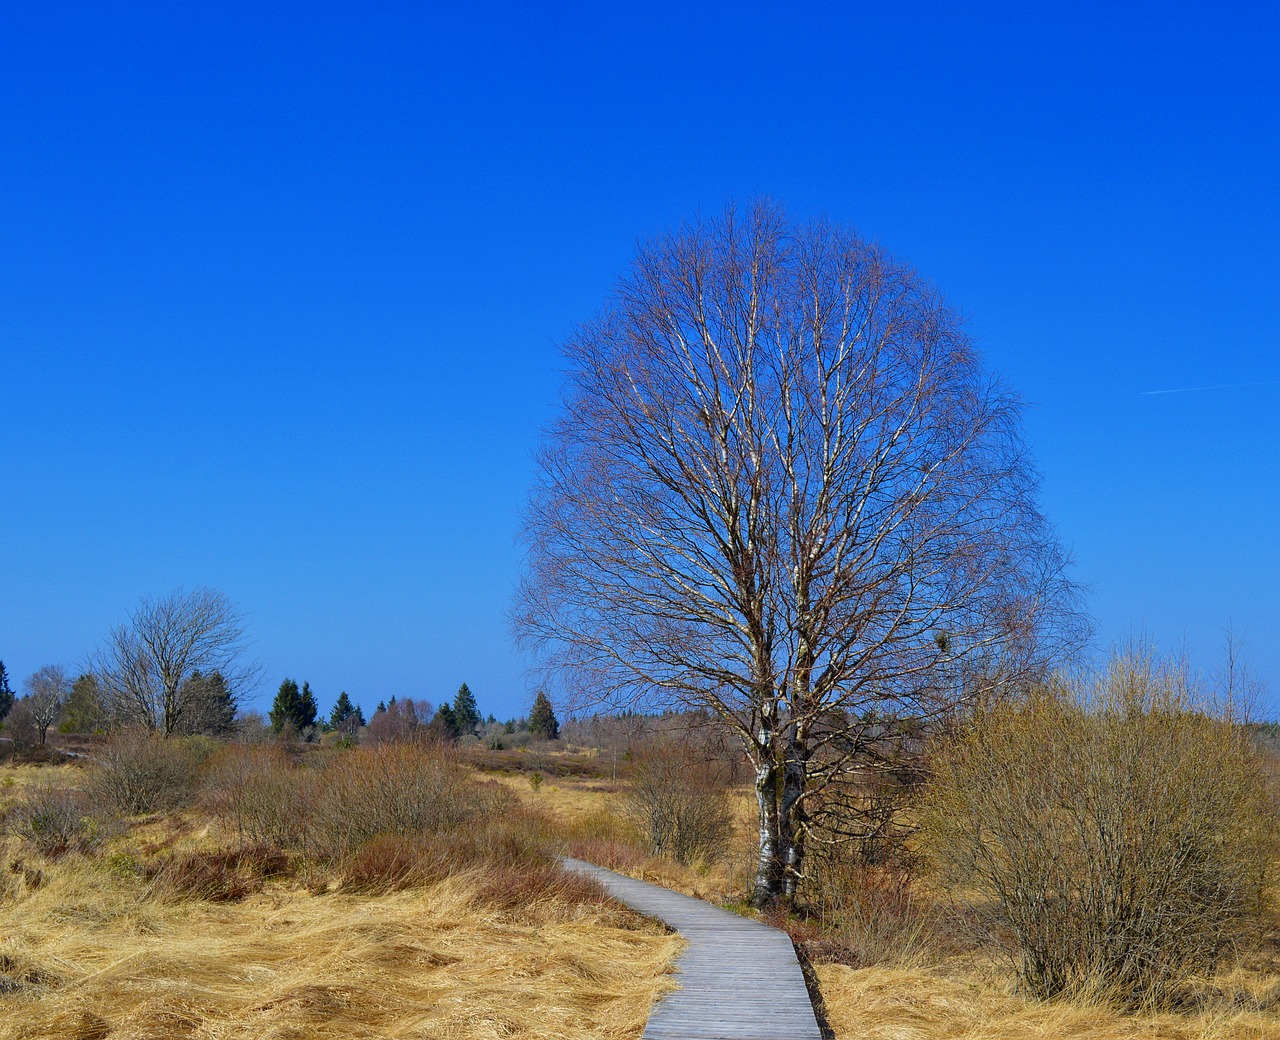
[516,201,1085,904]
[91,587,258,736]
[269,678,310,735]
[22,664,71,744]
[330,691,365,733]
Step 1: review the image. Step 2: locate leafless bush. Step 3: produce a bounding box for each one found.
[2,699,39,749]
[364,699,434,745]
[923,650,1277,1006]
[339,834,435,893]
[475,858,610,914]
[4,782,110,859]
[623,736,732,865]
[793,853,937,968]
[147,844,292,902]
[338,806,606,916]
[203,744,311,847]
[337,797,550,888]
[89,729,214,815]
[306,743,514,859]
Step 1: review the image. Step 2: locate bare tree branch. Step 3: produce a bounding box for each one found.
[515,202,1088,905]
[91,587,261,736]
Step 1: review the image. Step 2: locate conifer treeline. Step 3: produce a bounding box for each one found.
[263,680,557,743]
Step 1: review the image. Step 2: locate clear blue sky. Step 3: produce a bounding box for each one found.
[2,1,1277,721]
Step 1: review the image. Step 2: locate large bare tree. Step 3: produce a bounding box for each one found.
[516,202,1086,905]
[92,587,258,736]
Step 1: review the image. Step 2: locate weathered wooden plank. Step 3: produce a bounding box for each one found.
[564,858,824,1040]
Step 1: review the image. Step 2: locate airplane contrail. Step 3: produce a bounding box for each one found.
[1141,380,1280,396]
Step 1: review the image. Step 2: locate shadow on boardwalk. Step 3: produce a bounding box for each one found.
[564,858,824,1040]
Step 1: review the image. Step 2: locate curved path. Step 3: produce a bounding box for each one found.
[564,858,823,1040]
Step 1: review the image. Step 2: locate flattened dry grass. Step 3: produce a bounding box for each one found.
[815,962,1280,1040]
[0,756,681,1040]
[0,846,680,1039]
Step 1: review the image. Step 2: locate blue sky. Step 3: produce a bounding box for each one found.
[2,1,1277,721]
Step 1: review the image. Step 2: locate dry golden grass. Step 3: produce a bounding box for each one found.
[0,845,680,1039]
[0,761,681,1040]
[519,773,758,903]
[9,751,1280,1040]
[0,763,81,799]
[816,962,1280,1040]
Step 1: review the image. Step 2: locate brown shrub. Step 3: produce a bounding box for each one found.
[922,650,1278,1006]
[4,781,111,859]
[622,735,732,865]
[339,803,556,895]
[203,744,311,847]
[786,856,937,968]
[200,742,577,907]
[564,836,651,875]
[475,860,610,913]
[339,834,436,893]
[89,729,214,815]
[307,742,513,858]
[147,844,292,902]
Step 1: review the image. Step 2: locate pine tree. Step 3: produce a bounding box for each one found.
[0,660,13,721]
[298,681,319,734]
[179,670,237,736]
[427,702,460,742]
[200,671,237,736]
[330,691,365,734]
[529,690,559,740]
[269,678,302,734]
[452,682,481,734]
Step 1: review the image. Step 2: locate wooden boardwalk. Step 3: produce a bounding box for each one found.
[563,858,823,1040]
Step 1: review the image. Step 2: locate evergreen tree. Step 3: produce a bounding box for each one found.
[529,690,559,740]
[0,660,13,721]
[269,678,302,734]
[203,671,237,735]
[452,682,481,734]
[376,700,387,714]
[330,691,365,734]
[298,681,319,733]
[61,673,107,733]
[427,702,460,742]
[179,670,237,736]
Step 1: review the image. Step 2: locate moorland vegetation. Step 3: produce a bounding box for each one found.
[4,644,1277,1039]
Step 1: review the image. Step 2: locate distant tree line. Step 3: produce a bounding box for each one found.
[2,587,560,751]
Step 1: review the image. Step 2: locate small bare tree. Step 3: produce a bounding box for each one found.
[23,664,71,744]
[516,202,1086,906]
[92,587,259,736]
